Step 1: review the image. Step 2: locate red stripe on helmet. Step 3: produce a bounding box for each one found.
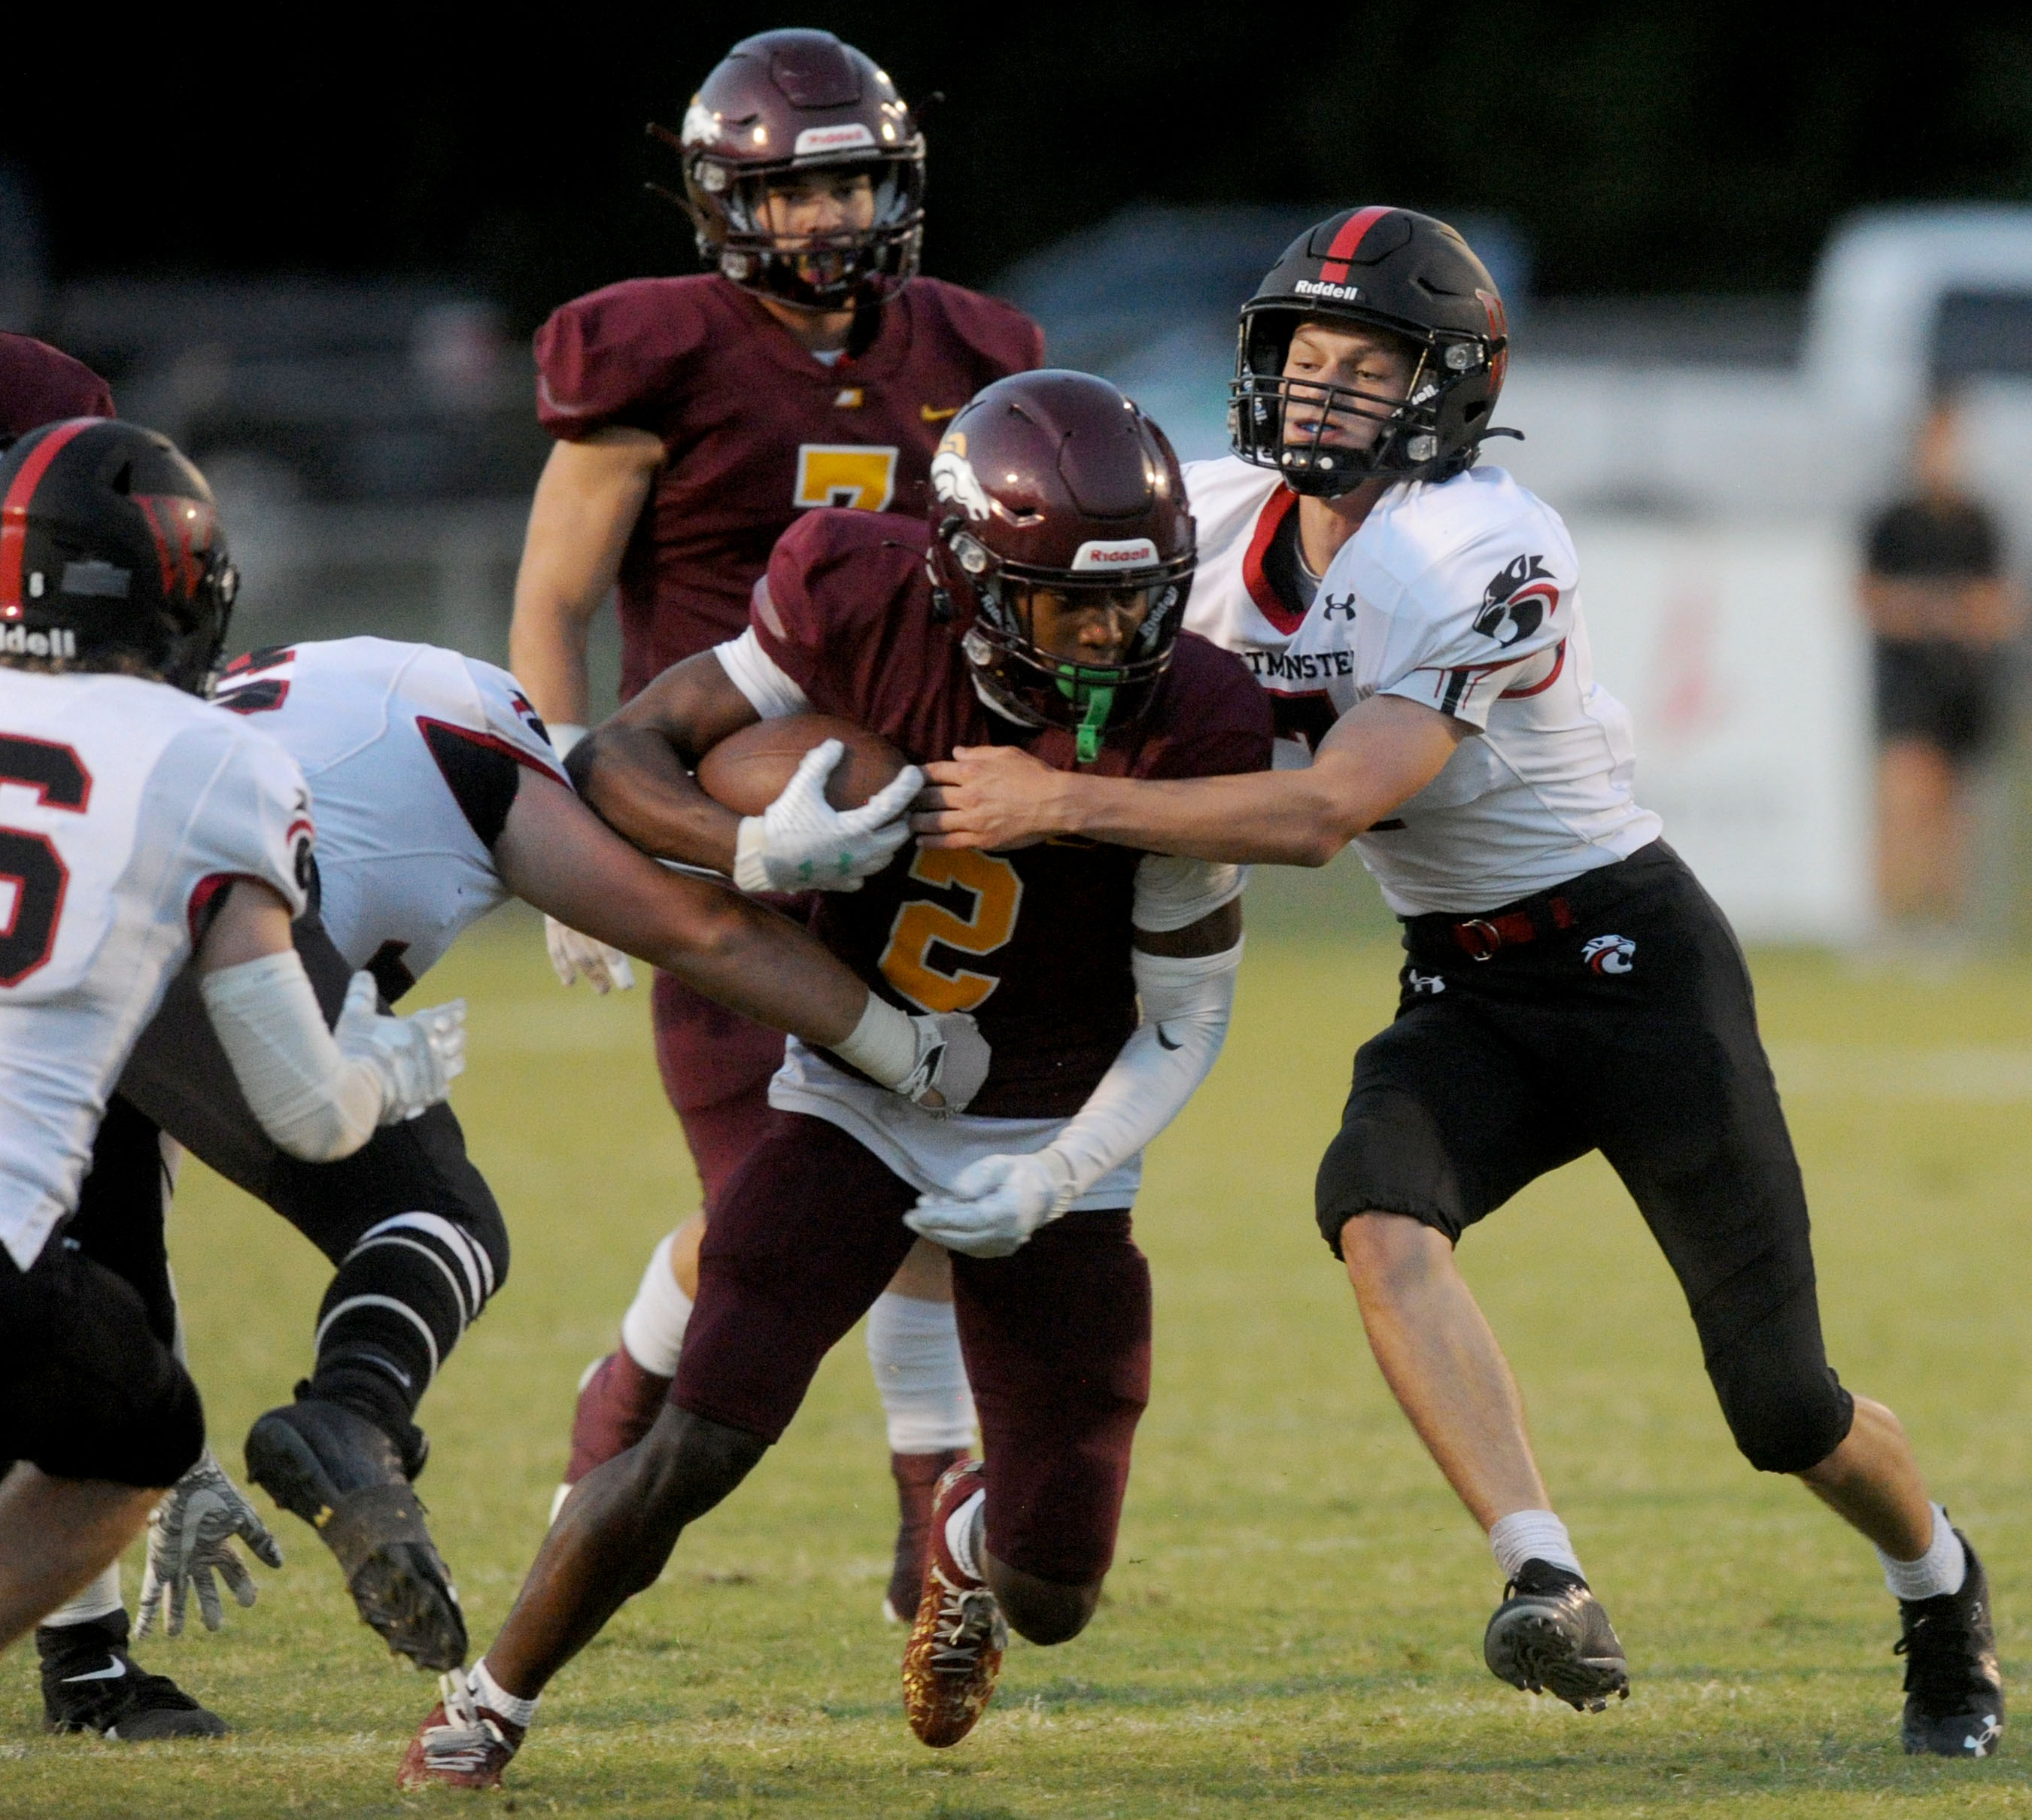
[0,418,100,620]
[1317,206,1394,285]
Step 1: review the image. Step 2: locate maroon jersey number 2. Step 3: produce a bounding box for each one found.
[877,848,1024,1013]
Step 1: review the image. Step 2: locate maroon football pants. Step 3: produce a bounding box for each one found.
[651,970,788,1211]
[674,1112,1153,1587]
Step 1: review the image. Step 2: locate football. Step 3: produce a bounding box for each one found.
[694,713,910,816]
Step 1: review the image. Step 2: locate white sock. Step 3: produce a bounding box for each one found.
[1878,1502,1967,1601]
[472,1660,539,1729]
[1488,1509,1585,1581]
[41,1563,123,1628]
[865,1291,976,1454]
[618,1231,692,1378]
[944,1487,986,1584]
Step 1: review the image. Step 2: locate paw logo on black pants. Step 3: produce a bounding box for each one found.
[1582,934,1636,975]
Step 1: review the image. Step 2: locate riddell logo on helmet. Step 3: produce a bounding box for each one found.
[0,626,78,658]
[1295,279,1362,301]
[1072,539,1159,571]
[794,123,876,156]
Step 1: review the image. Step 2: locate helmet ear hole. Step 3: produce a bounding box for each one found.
[111,461,133,496]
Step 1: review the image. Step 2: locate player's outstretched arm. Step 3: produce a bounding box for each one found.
[194,883,466,1162]
[497,772,988,1111]
[914,692,1469,867]
[508,428,663,740]
[908,892,1245,1257]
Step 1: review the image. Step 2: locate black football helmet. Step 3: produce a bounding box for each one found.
[927,372,1195,762]
[1229,207,1514,495]
[0,418,238,693]
[651,29,925,312]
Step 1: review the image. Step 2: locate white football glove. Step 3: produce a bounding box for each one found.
[134,1448,284,1638]
[899,1011,992,1116]
[335,971,466,1123]
[544,916,636,994]
[731,739,922,893]
[906,1149,1078,1258]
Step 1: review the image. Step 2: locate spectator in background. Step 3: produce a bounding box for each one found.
[1861,395,2024,930]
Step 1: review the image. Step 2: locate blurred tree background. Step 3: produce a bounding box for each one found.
[10,2,2032,327]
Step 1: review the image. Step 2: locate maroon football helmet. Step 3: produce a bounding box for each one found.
[652,29,925,312]
[0,418,237,693]
[927,371,1195,762]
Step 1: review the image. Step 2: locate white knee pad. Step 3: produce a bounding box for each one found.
[865,1290,975,1454]
[618,1230,693,1378]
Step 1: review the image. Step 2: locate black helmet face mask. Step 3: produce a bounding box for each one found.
[712,158,922,308]
[1232,308,1494,497]
[961,566,1189,763]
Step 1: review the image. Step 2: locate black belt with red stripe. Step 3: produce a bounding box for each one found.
[1402,840,1664,964]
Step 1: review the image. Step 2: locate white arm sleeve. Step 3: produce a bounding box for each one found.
[1048,938,1243,1201]
[715,627,812,720]
[1131,853,1250,934]
[199,952,384,1163]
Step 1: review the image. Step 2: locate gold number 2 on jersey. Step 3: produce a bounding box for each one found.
[793,444,899,512]
[879,847,1023,1014]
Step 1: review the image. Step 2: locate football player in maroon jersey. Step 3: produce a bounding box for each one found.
[397,372,1269,1785]
[509,29,1043,1612]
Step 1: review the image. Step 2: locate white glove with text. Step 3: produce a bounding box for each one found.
[906,1149,1078,1259]
[335,971,467,1123]
[135,1449,284,1637]
[544,916,636,994]
[732,739,922,893]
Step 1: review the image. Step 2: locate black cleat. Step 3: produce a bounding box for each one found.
[1484,1558,1631,1712]
[1897,1527,2003,1758]
[38,1611,229,1740]
[245,1393,466,1671]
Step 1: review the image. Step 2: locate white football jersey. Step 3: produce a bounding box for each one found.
[0,672,311,1269]
[1187,460,1661,916]
[212,639,566,991]
[1181,457,1318,770]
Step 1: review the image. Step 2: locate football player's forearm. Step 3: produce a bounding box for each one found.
[569,728,742,872]
[633,886,867,1045]
[507,589,595,730]
[1062,769,1368,867]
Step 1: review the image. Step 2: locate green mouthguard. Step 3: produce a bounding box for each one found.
[1055,667,1116,764]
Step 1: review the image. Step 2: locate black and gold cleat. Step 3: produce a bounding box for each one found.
[1484,1559,1630,1712]
[245,1393,465,1670]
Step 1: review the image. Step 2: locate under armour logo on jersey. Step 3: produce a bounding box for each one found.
[1581,934,1636,975]
[1474,554,1559,647]
[1408,969,1446,995]
[1320,594,1358,620]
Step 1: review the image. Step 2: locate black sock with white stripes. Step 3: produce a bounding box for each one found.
[307,1212,498,1473]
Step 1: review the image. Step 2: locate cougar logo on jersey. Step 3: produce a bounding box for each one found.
[930,433,993,523]
[1582,934,1636,975]
[1474,554,1558,647]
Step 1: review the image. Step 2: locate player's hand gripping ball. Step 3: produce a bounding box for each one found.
[907,1148,1079,1257]
[698,716,920,893]
[135,1448,284,1638]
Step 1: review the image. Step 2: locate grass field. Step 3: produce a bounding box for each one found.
[6,894,2032,1818]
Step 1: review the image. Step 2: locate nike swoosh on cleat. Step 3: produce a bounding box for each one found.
[921,405,960,422]
[62,1657,129,1682]
[1156,1026,1182,1051]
